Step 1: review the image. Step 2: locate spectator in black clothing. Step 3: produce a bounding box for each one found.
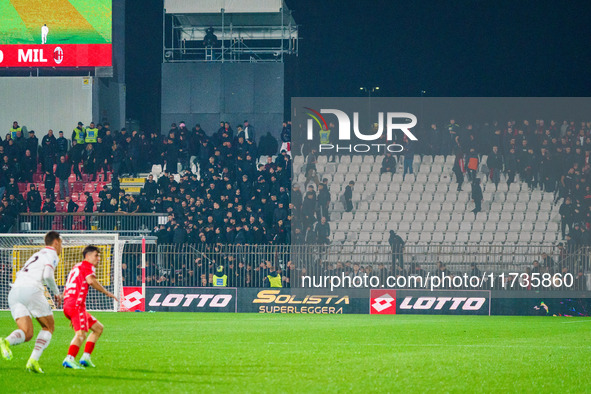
[40,136,56,173]
[471,178,483,214]
[64,196,79,230]
[26,184,42,212]
[452,149,464,191]
[20,149,36,183]
[56,131,68,157]
[388,230,405,271]
[94,137,109,179]
[144,174,158,199]
[258,132,278,156]
[56,155,71,199]
[342,181,354,212]
[68,140,84,181]
[380,152,397,174]
[487,146,503,191]
[44,170,55,199]
[83,143,96,181]
[315,216,330,244]
[560,197,574,239]
[26,130,39,159]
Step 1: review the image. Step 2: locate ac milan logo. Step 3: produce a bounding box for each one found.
[53,47,63,64]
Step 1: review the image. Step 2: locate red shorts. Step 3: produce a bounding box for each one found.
[63,305,97,332]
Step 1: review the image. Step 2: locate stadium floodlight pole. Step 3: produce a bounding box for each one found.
[141,237,146,304]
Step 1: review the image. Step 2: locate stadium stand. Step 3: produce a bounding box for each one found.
[292,119,591,250]
[0,121,293,243]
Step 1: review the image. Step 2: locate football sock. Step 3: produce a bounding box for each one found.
[83,341,95,357]
[67,344,80,359]
[30,330,52,361]
[6,329,26,346]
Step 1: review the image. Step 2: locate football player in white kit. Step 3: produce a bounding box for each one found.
[0,231,63,373]
[41,24,49,44]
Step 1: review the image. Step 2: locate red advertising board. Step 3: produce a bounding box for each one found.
[120,286,145,312]
[370,290,397,314]
[0,44,111,68]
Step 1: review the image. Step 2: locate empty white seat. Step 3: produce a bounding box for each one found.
[360,164,372,173]
[419,232,432,243]
[349,221,361,231]
[540,202,552,211]
[402,212,415,222]
[544,232,557,243]
[410,191,423,202]
[482,232,494,243]
[497,222,509,232]
[427,211,439,222]
[371,232,384,243]
[460,222,472,232]
[493,232,506,243]
[381,201,393,211]
[457,232,469,243]
[518,232,531,243]
[444,232,456,243]
[397,194,409,202]
[469,232,481,243]
[369,201,381,210]
[447,222,460,232]
[432,232,444,243]
[401,183,413,193]
[433,193,446,202]
[418,202,430,212]
[374,222,387,231]
[506,232,519,243]
[512,212,525,222]
[358,201,370,211]
[358,232,371,242]
[333,232,346,242]
[473,222,485,232]
[442,202,454,212]
[406,202,418,211]
[398,222,411,232]
[411,222,423,231]
[508,222,522,233]
[500,212,513,222]
[515,202,527,211]
[439,212,451,222]
[415,213,427,222]
[361,222,374,231]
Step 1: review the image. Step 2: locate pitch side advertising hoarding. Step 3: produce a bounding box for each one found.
[370,289,491,315]
[145,287,237,313]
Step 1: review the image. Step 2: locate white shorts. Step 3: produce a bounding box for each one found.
[8,286,53,320]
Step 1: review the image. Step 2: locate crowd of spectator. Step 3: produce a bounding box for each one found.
[0,120,293,240]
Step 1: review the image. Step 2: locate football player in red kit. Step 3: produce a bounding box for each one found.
[62,246,118,369]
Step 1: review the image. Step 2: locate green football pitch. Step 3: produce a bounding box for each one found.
[0,0,111,45]
[0,312,589,393]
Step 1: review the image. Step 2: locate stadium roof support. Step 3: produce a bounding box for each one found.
[163,0,298,63]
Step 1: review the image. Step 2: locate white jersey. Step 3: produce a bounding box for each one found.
[13,247,59,291]
[41,26,49,36]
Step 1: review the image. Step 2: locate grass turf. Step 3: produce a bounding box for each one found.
[0,312,590,393]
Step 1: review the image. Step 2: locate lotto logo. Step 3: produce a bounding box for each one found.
[121,287,144,312]
[370,290,396,314]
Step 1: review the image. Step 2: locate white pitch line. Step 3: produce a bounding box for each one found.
[562,320,591,324]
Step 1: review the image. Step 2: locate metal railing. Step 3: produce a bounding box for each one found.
[118,243,590,291]
[17,213,167,235]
